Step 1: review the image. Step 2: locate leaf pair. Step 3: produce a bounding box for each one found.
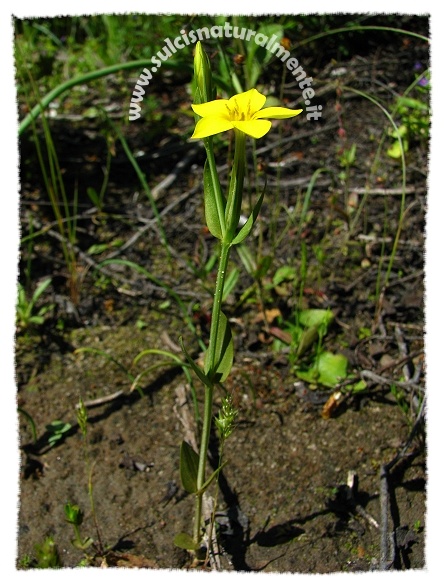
[204,159,266,245]
[180,440,227,495]
[180,311,234,386]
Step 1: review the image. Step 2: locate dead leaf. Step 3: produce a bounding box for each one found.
[321,391,342,419]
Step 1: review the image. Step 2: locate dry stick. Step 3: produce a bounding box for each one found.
[75,390,125,410]
[379,394,426,570]
[151,145,201,200]
[394,325,413,381]
[360,370,424,393]
[379,464,394,570]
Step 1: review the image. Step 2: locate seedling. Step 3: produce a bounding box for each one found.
[33,536,61,569]
[64,502,94,551]
[46,420,72,447]
[387,95,429,159]
[16,278,53,330]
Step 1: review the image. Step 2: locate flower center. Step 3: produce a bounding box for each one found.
[227,98,254,122]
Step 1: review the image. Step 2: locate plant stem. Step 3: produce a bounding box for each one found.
[192,130,247,548]
[193,241,231,547]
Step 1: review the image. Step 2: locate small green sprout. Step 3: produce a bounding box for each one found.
[46,420,72,447]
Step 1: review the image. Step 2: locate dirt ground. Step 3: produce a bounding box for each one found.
[15,23,427,573]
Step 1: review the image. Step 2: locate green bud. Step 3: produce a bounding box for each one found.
[193,41,214,104]
[65,502,84,526]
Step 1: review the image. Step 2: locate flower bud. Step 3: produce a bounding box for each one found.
[193,41,214,104]
[65,503,83,526]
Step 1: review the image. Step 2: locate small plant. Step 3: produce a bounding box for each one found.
[272,308,366,392]
[174,42,302,559]
[76,398,104,555]
[64,502,94,551]
[387,93,429,159]
[33,536,61,568]
[46,420,72,447]
[16,278,53,330]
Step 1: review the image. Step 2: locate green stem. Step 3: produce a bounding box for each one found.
[193,242,231,546]
[192,126,247,548]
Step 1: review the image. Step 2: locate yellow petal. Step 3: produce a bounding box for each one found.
[229,88,267,116]
[232,119,271,139]
[256,107,303,120]
[192,99,230,118]
[191,117,234,139]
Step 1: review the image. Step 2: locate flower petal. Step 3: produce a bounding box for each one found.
[191,117,234,139]
[229,88,267,116]
[232,119,271,139]
[192,99,230,118]
[255,106,303,120]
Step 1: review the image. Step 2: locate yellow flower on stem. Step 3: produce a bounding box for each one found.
[191,88,303,140]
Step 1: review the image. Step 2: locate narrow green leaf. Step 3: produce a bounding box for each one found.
[180,441,199,494]
[197,460,228,495]
[179,337,212,387]
[231,183,266,245]
[204,311,233,383]
[203,160,223,240]
[222,268,240,302]
[296,324,320,358]
[31,278,52,305]
[174,532,199,551]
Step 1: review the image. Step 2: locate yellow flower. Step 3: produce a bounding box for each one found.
[191,88,303,140]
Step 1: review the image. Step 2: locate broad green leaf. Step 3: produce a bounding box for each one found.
[174,532,199,551]
[179,441,199,494]
[297,351,348,387]
[231,185,265,245]
[204,311,233,383]
[317,352,348,386]
[272,265,297,286]
[203,160,223,240]
[298,309,333,328]
[179,337,212,387]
